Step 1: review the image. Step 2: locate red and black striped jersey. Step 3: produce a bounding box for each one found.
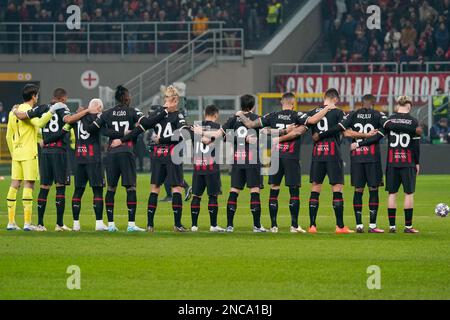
[260,109,308,159]
[73,114,102,164]
[384,113,420,168]
[150,110,187,162]
[93,105,144,154]
[40,104,71,154]
[222,112,260,167]
[192,120,221,174]
[340,108,387,163]
[309,107,344,162]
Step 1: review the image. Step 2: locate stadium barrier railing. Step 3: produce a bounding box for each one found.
[122,28,244,110]
[0,21,226,60]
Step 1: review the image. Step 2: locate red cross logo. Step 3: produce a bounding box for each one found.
[83,73,97,86]
[81,70,99,89]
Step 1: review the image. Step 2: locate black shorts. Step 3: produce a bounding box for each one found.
[385,166,416,194]
[39,152,70,185]
[74,162,105,188]
[151,160,184,187]
[231,165,261,189]
[351,161,383,188]
[192,172,221,196]
[268,158,301,187]
[105,152,136,187]
[310,160,344,185]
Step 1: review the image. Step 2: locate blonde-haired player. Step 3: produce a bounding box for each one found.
[6,84,64,231]
[353,96,422,233]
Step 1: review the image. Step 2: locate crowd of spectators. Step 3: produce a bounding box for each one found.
[0,0,296,54]
[322,0,450,71]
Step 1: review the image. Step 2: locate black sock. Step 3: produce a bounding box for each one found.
[333,192,344,228]
[388,207,396,227]
[147,192,158,227]
[172,192,183,227]
[353,191,363,225]
[72,187,85,221]
[250,192,261,228]
[208,195,218,227]
[289,187,300,228]
[269,189,279,228]
[56,186,66,227]
[37,188,49,226]
[191,195,201,227]
[369,189,379,225]
[105,190,116,223]
[309,192,320,227]
[126,189,137,222]
[405,208,413,227]
[92,187,104,221]
[226,192,238,227]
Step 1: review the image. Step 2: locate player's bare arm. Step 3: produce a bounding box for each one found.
[193,125,223,139]
[351,131,385,150]
[274,125,308,143]
[343,128,378,139]
[235,111,262,129]
[306,104,336,125]
[63,106,94,124]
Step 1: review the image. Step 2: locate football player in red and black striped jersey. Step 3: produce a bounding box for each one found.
[306,89,354,234]
[313,94,386,233]
[354,96,422,233]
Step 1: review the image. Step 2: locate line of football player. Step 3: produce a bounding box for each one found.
[5,85,421,234]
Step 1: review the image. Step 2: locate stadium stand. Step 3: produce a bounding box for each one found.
[321,0,450,70]
[0,0,305,53]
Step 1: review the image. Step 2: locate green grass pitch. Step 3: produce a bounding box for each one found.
[0,174,449,300]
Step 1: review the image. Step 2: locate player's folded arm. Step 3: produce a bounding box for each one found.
[356,130,385,147]
[63,108,90,124]
[277,125,308,143]
[238,114,263,129]
[383,120,418,135]
[305,106,330,125]
[43,125,70,145]
[318,124,344,140]
[139,107,168,129]
[101,127,124,139]
[13,104,47,120]
[157,126,190,144]
[120,125,144,142]
[29,110,53,128]
[84,114,105,133]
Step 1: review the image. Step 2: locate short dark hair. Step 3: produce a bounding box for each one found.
[205,105,219,117]
[324,88,340,100]
[53,88,67,101]
[362,94,376,103]
[281,92,296,100]
[115,85,129,105]
[240,94,255,112]
[22,84,39,102]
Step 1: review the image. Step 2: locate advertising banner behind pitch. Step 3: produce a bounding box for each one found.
[276,73,450,104]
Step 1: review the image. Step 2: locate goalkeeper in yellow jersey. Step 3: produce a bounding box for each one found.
[5,84,65,231]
